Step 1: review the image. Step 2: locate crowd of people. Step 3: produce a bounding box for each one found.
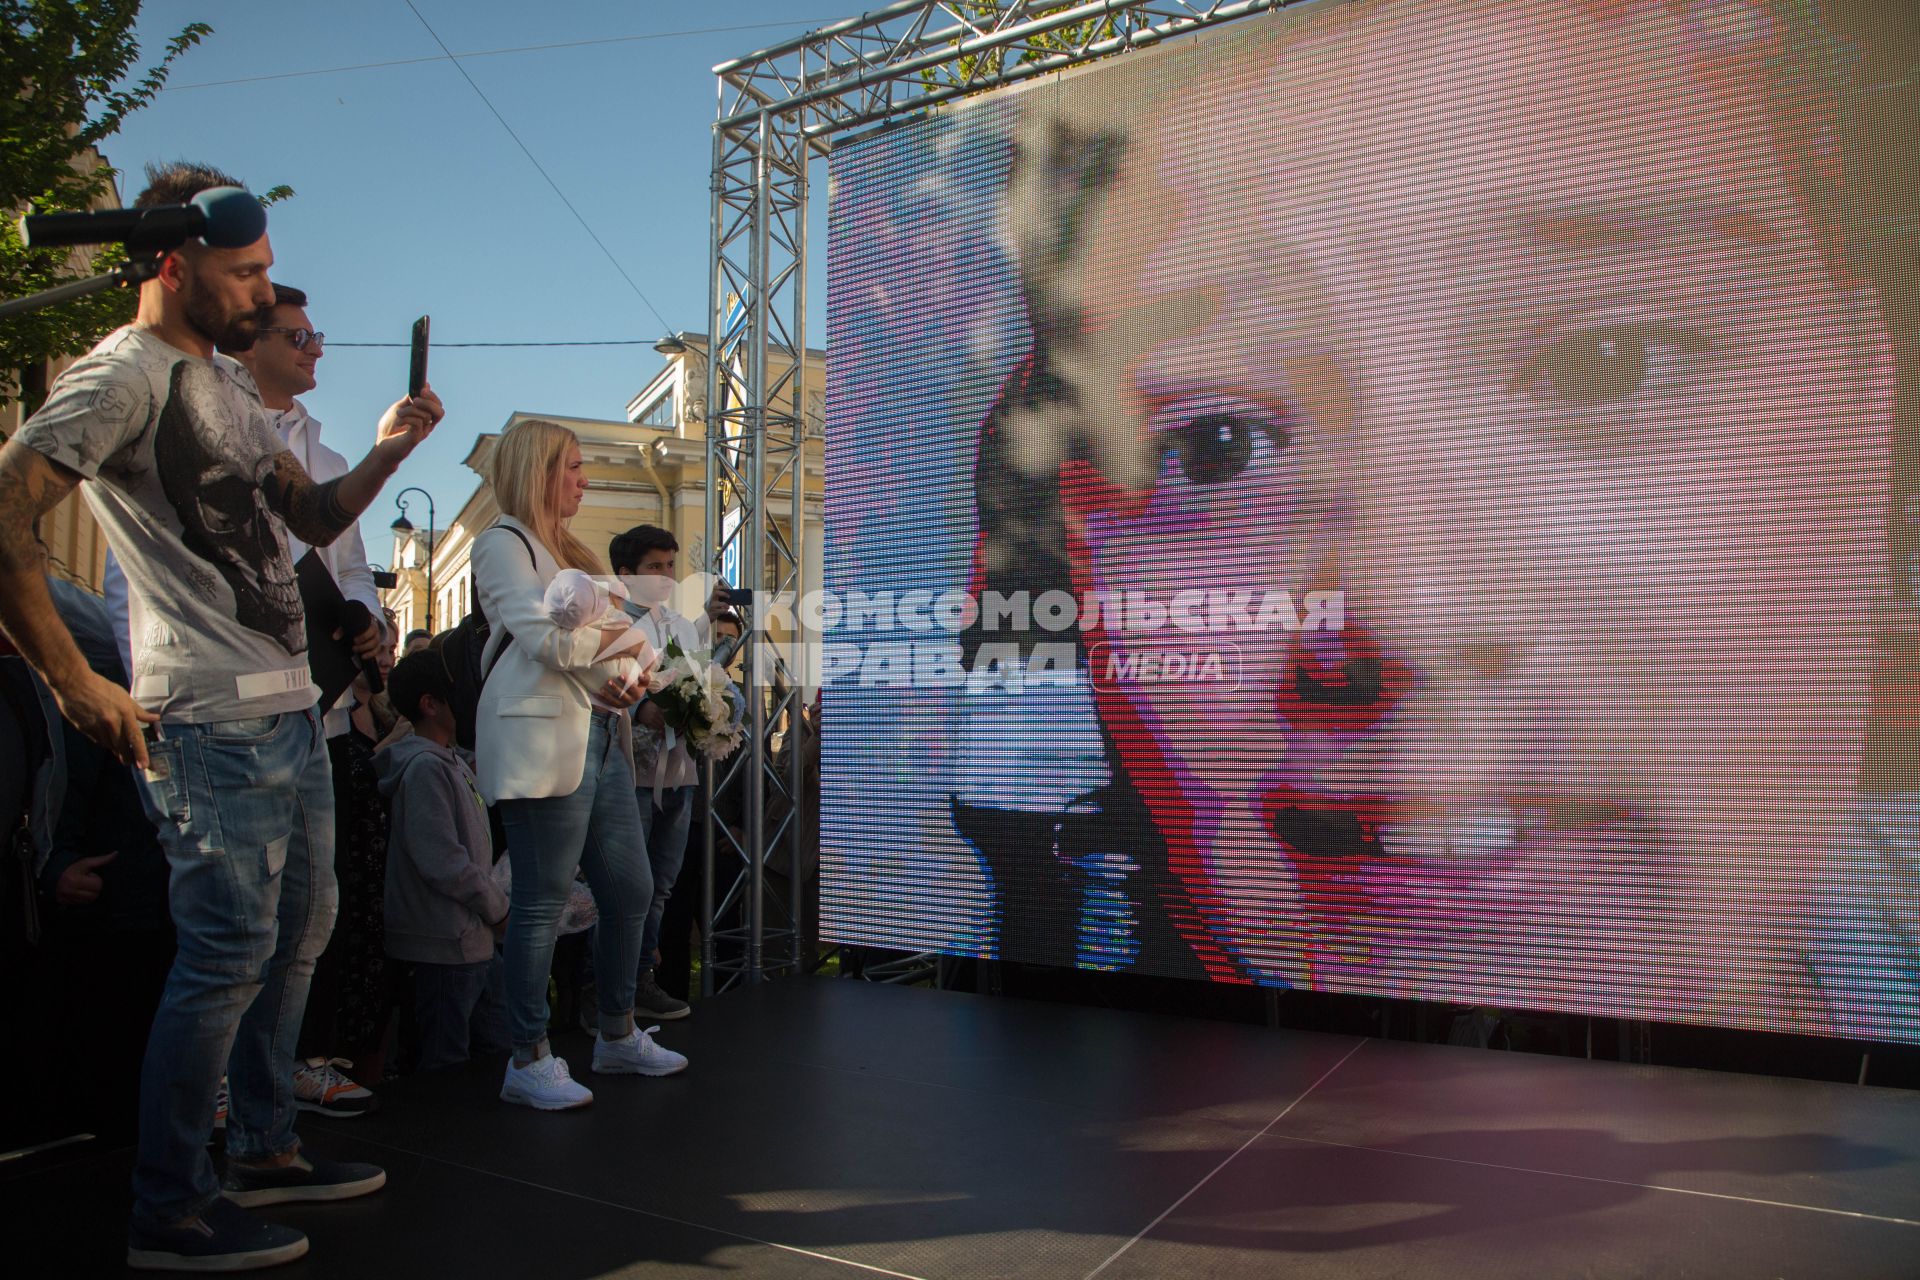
[0,160,806,1272]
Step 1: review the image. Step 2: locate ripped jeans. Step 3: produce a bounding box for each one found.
[131,707,337,1227]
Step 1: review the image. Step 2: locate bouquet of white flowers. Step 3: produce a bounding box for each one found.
[648,638,745,761]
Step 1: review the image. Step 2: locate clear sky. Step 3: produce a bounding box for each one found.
[110,1,837,578]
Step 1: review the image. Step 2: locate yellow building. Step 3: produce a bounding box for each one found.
[384,337,826,644]
[0,152,124,592]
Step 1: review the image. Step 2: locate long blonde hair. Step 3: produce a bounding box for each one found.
[489,419,604,573]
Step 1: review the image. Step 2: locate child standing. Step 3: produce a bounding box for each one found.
[377,652,510,1071]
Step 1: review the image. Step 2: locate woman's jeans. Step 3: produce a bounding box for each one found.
[498,712,651,1051]
[131,708,336,1228]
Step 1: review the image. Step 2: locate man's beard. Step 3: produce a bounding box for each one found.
[182,283,258,354]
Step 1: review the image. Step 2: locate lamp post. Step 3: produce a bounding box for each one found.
[390,487,436,633]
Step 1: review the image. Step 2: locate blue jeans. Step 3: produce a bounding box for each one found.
[636,782,695,968]
[131,709,335,1228]
[413,952,510,1071]
[498,712,651,1052]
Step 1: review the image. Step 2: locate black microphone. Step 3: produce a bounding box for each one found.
[340,600,386,696]
[19,186,266,252]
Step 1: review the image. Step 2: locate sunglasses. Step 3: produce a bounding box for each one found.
[259,326,325,351]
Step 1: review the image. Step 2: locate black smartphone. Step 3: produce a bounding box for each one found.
[408,315,430,399]
[724,584,754,607]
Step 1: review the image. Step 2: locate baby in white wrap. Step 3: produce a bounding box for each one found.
[543,568,655,667]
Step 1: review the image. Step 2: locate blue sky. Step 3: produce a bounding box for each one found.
[111,1,837,572]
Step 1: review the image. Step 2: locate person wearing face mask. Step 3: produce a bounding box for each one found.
[606,525,733,1022]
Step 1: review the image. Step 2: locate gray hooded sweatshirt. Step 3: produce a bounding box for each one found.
[375,734,508,964]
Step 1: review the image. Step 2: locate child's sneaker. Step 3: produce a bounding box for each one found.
[292,1058,378,1118]
[500,1054,593,1110]
[211,1076,229,1133]
[591,1025,689,1077]
[127,1197,308,1271]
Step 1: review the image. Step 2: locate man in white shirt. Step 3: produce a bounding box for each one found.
[234,283,385,1119]
[609,525,729,1022]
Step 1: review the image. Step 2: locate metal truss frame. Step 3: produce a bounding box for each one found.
[700,0,1293,992]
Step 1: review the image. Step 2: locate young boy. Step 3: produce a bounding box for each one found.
[376,652,510,1071]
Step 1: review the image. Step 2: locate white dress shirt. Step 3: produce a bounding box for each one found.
[273,401,387,738]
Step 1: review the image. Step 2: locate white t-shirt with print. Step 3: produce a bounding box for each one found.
[17,325,317,723]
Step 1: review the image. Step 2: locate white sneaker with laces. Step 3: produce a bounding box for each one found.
[591,1025,689,1077]
[500,1054,594,1110]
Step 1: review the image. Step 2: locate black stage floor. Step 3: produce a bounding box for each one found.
[9,977,1920,1278]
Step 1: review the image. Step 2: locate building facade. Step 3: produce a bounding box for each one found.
[383,336,826,653]
[1,151,124,592]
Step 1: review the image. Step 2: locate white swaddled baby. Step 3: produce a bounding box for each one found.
[542,569,654,664]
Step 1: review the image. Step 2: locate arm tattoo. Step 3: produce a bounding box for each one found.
[0,444,86,680]
[264,449,357,547]
[0,445,80,575]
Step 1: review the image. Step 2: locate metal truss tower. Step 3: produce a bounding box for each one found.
[700,0,1294,992]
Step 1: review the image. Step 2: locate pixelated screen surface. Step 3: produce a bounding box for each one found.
[818,0,1920,1041]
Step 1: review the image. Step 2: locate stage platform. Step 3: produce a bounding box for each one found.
[9,977,1919,1277]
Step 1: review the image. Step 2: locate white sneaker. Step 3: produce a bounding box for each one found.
[591,1025,689,1077]
[500,1054,594,1110]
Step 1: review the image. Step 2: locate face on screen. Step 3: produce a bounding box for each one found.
[1014,0,1897,1023]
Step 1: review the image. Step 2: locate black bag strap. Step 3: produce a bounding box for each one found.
[478,522,537,682]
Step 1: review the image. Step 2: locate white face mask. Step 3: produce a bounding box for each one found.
[623,572,673,608]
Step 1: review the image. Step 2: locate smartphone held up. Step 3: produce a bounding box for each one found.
[408,315,430,399]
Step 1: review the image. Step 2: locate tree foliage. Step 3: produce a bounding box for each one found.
[925,2,1125,89]
[0,2,211,412]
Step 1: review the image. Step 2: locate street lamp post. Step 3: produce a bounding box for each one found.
[390,487,437,633]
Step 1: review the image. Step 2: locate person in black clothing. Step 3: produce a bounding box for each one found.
[3,554,174,1148]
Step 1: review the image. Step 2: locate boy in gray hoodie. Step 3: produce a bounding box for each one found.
[377,652,511,1070]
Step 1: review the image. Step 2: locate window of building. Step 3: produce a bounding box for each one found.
[635,389,676,429]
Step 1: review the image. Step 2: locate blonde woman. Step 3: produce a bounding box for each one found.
[473,419,688,1110]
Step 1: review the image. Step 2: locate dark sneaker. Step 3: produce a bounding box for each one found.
[127,1197,308,1271]
[292,1057,378,1117]
[220,1151,387,1207]
[633,969,690,1021]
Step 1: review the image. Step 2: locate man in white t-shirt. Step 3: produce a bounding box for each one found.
[0,161,442,1272]
[235,282,386,1121]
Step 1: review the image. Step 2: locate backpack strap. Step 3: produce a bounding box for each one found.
[489,523,535,568]
[478,522,539,680]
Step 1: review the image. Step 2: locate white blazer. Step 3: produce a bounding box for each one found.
[472,516,643,802]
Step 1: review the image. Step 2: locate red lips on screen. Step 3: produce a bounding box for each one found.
[1261,619,1419,978]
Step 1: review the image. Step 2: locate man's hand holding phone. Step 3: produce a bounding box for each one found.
[372,384,444,470]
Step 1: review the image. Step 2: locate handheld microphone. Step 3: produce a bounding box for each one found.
[340,600,386,696]
[19,186,266,253]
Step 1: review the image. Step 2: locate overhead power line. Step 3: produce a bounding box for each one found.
[162,20,836,92]
[401,0,668,332]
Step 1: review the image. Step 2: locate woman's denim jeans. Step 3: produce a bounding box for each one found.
[498,712,652,1051]
[131,708,336,1228]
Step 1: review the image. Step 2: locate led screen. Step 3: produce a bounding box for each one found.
[817,0,1919,1041]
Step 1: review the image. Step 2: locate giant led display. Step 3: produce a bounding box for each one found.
[817,0,1919,1041]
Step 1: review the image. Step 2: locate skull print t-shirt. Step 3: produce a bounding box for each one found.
[17,325,318,723]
